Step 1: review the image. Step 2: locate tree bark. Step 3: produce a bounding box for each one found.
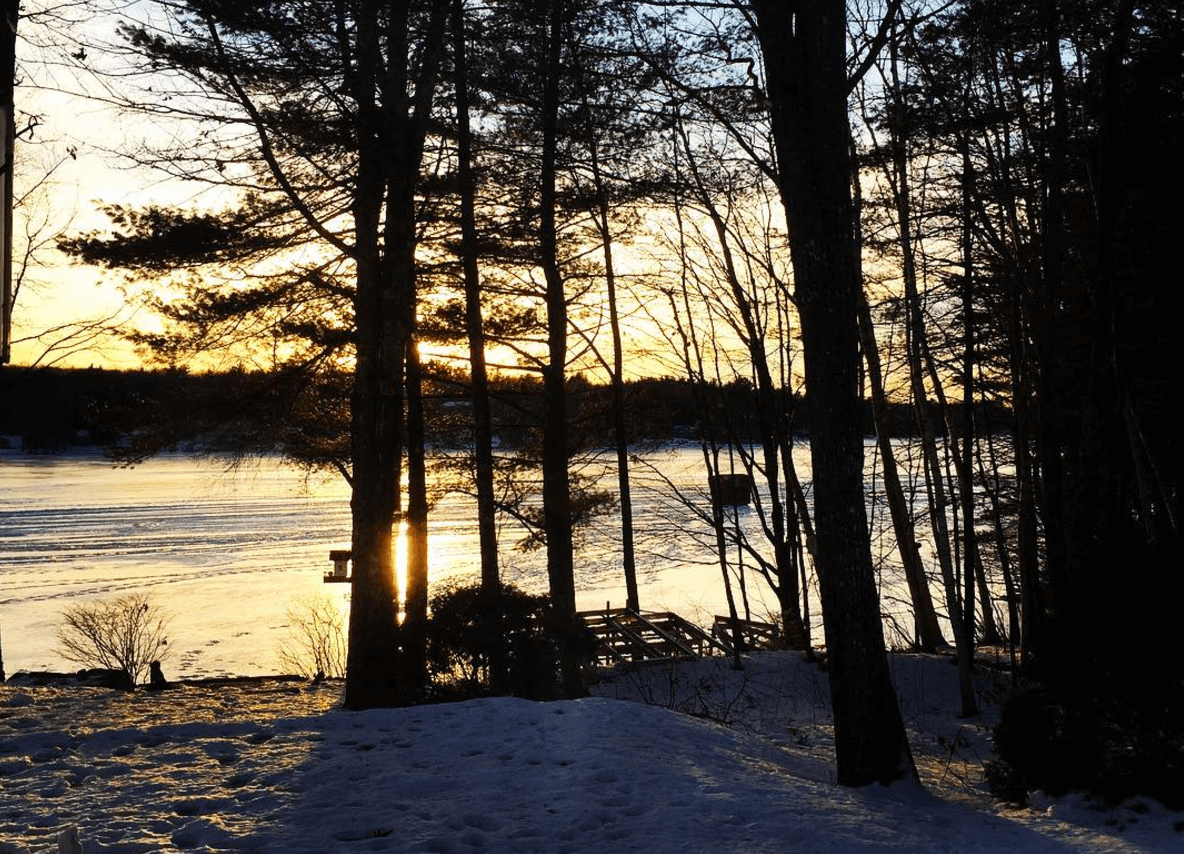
[538,0,582,698]
[751,0,915,786]
[450,0,504,688]
[857,293,945,652]
[344,0,445,710]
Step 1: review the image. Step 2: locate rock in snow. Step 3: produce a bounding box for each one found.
[55,826,82,854]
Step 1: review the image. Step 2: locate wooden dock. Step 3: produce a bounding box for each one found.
[578,608,778,667]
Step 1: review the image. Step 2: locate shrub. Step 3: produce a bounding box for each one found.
[426,580,562,700]
[988,687,1079,802]
[56,593,171,686]
[989,684,1184,809]
[988,536,1184,809]
[276,593,347,679]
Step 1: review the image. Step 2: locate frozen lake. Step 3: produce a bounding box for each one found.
[2,445,809,678]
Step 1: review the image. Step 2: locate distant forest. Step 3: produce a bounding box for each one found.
[0,364,965,453]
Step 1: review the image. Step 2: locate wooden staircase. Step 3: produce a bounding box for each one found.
[577,608,773,667]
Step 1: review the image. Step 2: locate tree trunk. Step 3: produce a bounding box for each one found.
[707,445,746,670]
[344,89,405,709]
[978,426,1021,668]
[0,0,14,370]
[539,0,582,698]
[403,337,429,699]
[344,0,445,710]
[345,316,404,710]
[857,293,945,652]
[959,146,1000,648]
[582,105,640,613]
[751,0,915,786]
[1032,0,1071,610]
[451,0,504,689]
[781,443,816,654]
[677,125,807,646]
[1010,296,1045,671]
[885,34,977,717]
[848,139,942,652]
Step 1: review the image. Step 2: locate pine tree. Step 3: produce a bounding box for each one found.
[60,0,449,709]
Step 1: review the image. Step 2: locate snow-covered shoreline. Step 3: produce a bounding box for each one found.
[1,652,1178,853]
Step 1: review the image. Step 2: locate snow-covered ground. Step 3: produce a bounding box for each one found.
[1,652,1178,853]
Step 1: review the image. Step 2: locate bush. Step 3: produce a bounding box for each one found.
[56,593,171,686]
[276,593,347,679]
[989,684,1184,809]
[989,538,1184,809]
[426,581,562,700]
[988,687,1080,802]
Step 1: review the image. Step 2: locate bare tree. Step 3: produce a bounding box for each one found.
[1,0,17,367]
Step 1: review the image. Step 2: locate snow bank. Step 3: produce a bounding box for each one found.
[1,655,1178,853]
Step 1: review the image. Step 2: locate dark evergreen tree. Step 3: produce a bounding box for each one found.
[60,0,449,709]
[879,0,1182,803]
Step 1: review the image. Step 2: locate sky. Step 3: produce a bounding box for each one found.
[7,2,177,369]
[3,2,786,383]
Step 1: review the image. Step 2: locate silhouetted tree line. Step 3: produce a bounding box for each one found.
[1,364,990,451]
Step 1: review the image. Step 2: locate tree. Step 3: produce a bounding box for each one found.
[1,0,17,368]
[564,7,651,614]
[448,0,501,612]
[863,0,1182,802]
[749,0,915,786]
[855,288,946,653]
[654,119,813,648]
[61,1,449,708]
[863,17,978,715]
[468,0,652,695]
[624,2,819,649]
[536,0,582,696]
[342,0,447,709]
